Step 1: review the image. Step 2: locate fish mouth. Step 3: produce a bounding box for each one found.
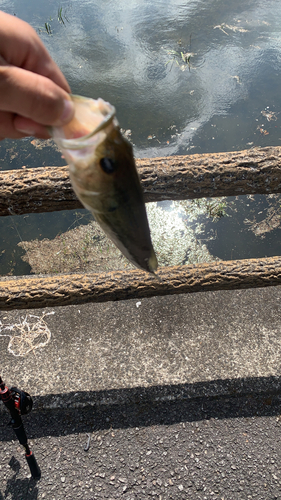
[50,95,116,150]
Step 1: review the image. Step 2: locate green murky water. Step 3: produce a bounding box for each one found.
[0,0,281,275]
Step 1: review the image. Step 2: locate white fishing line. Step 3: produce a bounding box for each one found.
[0,311,54,356]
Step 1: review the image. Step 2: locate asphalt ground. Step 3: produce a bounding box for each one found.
[0,286,281,499]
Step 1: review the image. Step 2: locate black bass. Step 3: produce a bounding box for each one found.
[51,95,157,273]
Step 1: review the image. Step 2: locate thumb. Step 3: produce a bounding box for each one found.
[0,65,74,127]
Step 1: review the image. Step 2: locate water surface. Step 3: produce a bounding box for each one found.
[0,0,281,275]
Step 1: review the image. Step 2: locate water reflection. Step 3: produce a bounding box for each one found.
[0,0,280,275]
[4,194,279,277]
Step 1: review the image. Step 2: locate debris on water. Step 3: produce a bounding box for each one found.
[147,134,160,143]
[120,129,132,141]
[30,138,60,152]
[214,23,249,35]
[257,127,269,135]
[231,75,241,84]
[244,202,281,238]
[18,221,134,274]
[261,109,277,122]
[4,146,19,162]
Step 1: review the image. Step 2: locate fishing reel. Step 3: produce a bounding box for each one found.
[9,387,33,416]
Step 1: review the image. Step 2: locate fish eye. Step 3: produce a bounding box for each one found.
[99,157,117,174]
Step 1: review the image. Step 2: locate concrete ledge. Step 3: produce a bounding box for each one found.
[1,286,281,411]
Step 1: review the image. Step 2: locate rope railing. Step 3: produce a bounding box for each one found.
[0,146,281,310]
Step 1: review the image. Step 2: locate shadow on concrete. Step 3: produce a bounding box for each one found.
[0,457,38,499]
[0,375,280,442]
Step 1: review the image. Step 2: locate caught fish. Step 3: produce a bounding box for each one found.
[51,95,157,273]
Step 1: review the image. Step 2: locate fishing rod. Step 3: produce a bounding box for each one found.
[0,375,41,480]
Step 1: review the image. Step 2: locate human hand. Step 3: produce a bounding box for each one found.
[0,11,74,140]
